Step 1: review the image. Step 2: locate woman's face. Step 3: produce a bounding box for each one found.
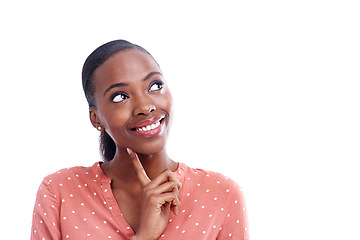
[90,49,173,155]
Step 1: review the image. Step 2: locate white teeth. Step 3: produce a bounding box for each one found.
[136,121,161,132]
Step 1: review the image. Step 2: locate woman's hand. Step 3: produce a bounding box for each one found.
[127,148,181,240]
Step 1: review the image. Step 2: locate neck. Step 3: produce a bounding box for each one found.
[101,147,178,189]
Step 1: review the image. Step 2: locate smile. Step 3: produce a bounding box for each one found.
[129,117,165,137]
[135,121,161,132]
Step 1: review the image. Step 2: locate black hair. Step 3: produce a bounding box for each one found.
[81,40,157,161]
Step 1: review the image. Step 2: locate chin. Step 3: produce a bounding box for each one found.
[133,139,168,156]
[128,119,171,155]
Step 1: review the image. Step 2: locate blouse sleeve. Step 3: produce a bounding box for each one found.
[31,177,61,240]
[217,179,249,240]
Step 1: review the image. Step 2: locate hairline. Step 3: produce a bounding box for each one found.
[87,46,159,108]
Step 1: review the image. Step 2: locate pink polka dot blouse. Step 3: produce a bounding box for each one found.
[31,162,249,239]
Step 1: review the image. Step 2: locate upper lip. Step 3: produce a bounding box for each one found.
[129,116,164,130]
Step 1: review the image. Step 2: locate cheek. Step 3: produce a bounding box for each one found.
[158,90,173,114]
[159,91,174,126]
[99,105,131,143]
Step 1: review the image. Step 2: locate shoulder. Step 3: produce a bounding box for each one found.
[37,162,104,197]
[42,162,100,184]
[181,163,241,189]
[179,163,243,201]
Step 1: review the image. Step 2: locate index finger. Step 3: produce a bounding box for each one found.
[127,148,151,187]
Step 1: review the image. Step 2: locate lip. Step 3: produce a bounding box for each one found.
[128,116,165,138]
[129,117,164,129]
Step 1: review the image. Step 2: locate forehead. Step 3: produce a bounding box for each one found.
[93,49,161,87]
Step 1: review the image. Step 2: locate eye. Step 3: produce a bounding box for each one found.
[149,80,164,92]
[111,92,128,103]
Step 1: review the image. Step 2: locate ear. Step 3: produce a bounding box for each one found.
[89,107,102,130]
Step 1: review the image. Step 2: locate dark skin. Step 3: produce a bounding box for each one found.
[89,49,181,240]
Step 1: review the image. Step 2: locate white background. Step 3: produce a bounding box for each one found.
[1,1,359,239]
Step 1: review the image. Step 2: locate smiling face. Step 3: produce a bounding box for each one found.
[90,49,173,155]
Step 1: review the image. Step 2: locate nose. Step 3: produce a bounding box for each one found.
[133,98,157,116]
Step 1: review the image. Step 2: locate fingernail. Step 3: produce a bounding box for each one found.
[126,148,131,155]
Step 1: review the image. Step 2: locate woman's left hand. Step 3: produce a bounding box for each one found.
[127,148,181,240]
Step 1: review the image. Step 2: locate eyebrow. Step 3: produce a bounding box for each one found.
[144,71,162,81]
[103,82,128,96]
[103,71,163,96]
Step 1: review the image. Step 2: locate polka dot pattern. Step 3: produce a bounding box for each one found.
[31,162,249,239]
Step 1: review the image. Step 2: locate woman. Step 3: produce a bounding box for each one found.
[31,40,249,239]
